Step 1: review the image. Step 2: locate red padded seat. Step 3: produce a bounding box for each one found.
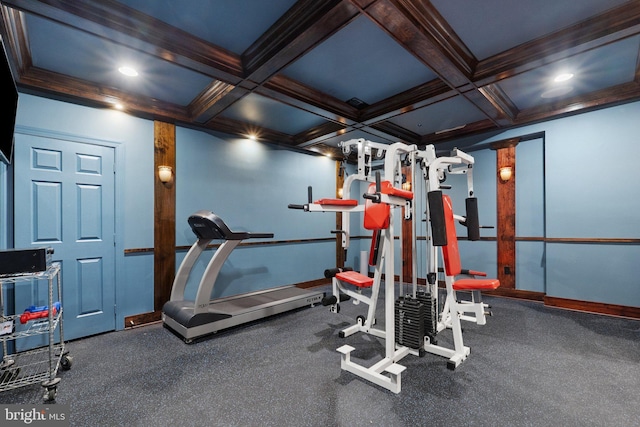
[335,270,374,288]
[453,278,500,291]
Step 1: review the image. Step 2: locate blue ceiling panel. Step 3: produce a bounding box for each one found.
[26,14,213,106]
[431,0,630,60]
[282,16,436,105]
[114,0,298,54]
[386,96,488,135]
[497,36,640,111]
[220,93,329,135]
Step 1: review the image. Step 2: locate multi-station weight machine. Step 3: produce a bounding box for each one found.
[290,138,499,393]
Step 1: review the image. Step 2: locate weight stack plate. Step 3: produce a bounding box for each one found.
[395,296,425,349]
[416,291,438,343]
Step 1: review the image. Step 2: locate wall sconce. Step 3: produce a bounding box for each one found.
[498,166,513,182]
[158,165,173,183]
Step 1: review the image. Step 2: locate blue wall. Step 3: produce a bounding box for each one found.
[9,94,338,331]
[174,127,336,299]
[451,102,640,307]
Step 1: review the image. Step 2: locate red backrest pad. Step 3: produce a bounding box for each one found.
[363,183,390,230]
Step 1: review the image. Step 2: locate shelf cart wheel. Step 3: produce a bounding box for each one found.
[42,377,61,402]
[43,387,56,402]
[60,355,73,371]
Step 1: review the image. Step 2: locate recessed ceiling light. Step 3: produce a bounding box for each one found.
[553,73,574,83]
[118,66,138,77]
[541,86,574,98]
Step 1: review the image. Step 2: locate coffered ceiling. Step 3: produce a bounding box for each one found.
[1,0,639,158]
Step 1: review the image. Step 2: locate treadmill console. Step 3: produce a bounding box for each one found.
[188,211,233,240]
[187,210,274,241]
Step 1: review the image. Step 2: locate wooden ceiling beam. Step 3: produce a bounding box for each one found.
[0,6,30,74]
[359,78,454,124]
[205,116,295,145]
[515,81,640,124]
[3,0,244,83]
[243,0,359,83]
[19,67,192,123]
[259,74,360,124]
[474,2,640,86]
[369,120,421,144]
[293,121,347,145]
[421,119,497,145]
[361,0,512,127]
[474,84,520,122]
[187,81,236,122]
[363,0,473,87]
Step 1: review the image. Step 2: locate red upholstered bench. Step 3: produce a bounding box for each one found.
[453,278,500,291]
[335,270,374,288]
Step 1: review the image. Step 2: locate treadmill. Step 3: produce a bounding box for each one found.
[162,210,324,342]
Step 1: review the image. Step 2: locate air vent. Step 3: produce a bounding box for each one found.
[346,97,369,109]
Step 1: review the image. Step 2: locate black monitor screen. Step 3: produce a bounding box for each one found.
[0,38,18,165]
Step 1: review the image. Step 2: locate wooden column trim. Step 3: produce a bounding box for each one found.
[336,160,345,268]
[154,121,176,311]
[491,138,519,289]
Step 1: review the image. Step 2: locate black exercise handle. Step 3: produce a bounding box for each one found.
[321,293,351,306]
[362,192,380,202]
[324,266,353,278]
[465,197,480,241]
[330,230,345,234]
[363,171,383,203]
[288,185,314,210]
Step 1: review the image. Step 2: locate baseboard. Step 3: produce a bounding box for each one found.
[295,277,331,289]
[484,288,546,301]
[125,310,162,328]
[544,296,640,319]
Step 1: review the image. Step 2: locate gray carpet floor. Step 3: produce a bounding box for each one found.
[1,284,639,426]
